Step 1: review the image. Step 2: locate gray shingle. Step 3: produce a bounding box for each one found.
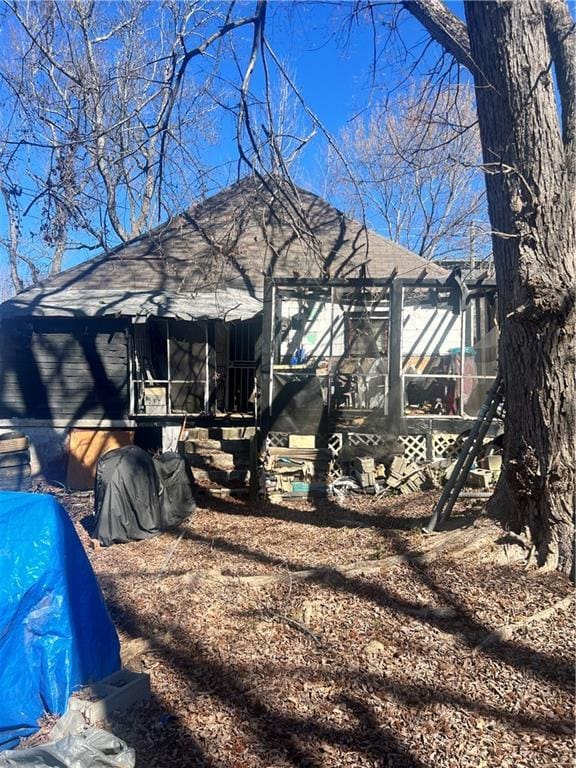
[2,176,448,318]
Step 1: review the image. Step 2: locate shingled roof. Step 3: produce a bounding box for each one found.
[1,176,448,319]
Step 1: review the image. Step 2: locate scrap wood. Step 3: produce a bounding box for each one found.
[267,447,329,458]
[472,594,574,654]
[177,414,187,443]
[184,527,495,588]
[386,459,430,491]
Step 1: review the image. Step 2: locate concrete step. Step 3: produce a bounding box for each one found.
[191,467,250,488]
[185,438,251,455]
[186,426,256,441]
[187,450,250,471]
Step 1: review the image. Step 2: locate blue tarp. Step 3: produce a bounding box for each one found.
[0,492,120,750]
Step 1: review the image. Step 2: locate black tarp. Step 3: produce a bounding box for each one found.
[94,446,195,546]
[270,373,329,433]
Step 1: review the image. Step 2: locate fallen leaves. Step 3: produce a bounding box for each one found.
[41,487,575,767]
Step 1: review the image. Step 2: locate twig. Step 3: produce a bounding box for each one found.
[265,609,322,647]
[472,595,574,654]
[156,528,186,581]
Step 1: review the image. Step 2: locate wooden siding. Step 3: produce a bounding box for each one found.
[0,318,129,421]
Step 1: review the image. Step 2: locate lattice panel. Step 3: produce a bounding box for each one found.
[267,432,289,448]
[432,433,464,460]
[349,433,390,448]
[328,433,343,457]
[398,434,428,463]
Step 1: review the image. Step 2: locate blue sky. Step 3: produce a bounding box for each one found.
[191,1,455,202]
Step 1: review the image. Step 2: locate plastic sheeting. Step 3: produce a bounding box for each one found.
[0,711,135,767]
[94,447,195,546]
[0,492,120,751]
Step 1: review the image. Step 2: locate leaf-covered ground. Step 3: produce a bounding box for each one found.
[59,490,573,767]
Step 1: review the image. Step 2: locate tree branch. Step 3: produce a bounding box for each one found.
[401,0,478,76]
[0,183,24,291]
[543,0,576,179]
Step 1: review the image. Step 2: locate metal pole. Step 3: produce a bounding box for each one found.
[166,320,171,415]
[268,284,276,415]
[204,321,209,413]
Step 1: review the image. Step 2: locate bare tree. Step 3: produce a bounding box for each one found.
[337,84,489,261]
[0,0,258,288]
[166,0,576,575]
[399,0,575,576]
[0,0,344,290]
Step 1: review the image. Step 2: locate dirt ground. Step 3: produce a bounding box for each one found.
[56,489,573,767]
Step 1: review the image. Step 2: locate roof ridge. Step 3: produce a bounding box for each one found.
[8,174,448,307]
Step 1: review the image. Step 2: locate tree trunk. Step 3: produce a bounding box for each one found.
[463,1,575,576]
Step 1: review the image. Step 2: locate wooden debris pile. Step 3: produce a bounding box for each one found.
[350,456,377,489]
[384,456,425,493]
[262,435,430,499]
[349,455,426,495]
[262,435,332,500]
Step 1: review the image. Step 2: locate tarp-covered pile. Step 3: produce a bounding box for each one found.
[0,492,120,750]
[94,447,196,546]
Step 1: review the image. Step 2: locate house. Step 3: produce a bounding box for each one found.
[0,176,496,489]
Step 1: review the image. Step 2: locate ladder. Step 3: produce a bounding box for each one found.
[425,374,504,533]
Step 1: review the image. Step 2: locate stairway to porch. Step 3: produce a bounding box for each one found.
[183,426,255,494]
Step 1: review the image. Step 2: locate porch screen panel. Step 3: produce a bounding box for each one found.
[169,320,206,413]
[331,286,390,413]
[270,372,329,433]
[401,286,498,417]
[267,287,329,431]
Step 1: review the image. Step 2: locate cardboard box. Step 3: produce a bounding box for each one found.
[288,434,316,449]
[144,385,167,415]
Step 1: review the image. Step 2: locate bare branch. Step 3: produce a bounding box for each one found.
[543,0,576,179]
[401,0,477,75]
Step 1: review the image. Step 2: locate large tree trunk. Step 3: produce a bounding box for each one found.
[403,0,575,576]
[463,1,575,576]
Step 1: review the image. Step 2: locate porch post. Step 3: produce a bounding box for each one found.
[204,321,210,413]
[259,278,275,438]
[388,278,404,432]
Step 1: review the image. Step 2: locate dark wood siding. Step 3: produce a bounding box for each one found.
[0,318,129,420]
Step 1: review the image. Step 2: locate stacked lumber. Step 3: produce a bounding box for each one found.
[262,436,332,499]
[351,456,376,489]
